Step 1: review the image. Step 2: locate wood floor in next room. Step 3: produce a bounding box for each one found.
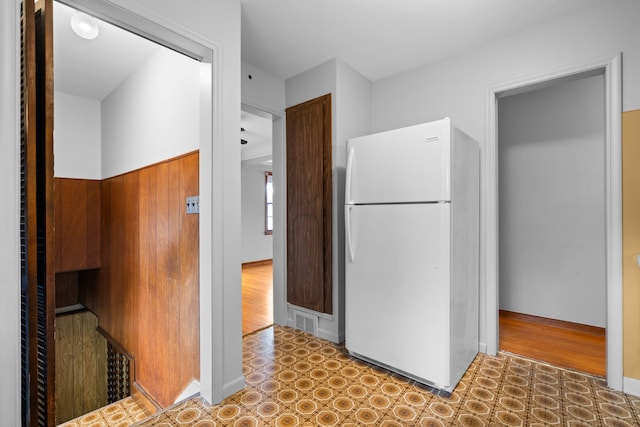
[242,260,273,335]
[499,309,606,377]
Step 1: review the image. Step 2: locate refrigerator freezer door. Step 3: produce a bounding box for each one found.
[345,203,451,387]
[346,119,451,204]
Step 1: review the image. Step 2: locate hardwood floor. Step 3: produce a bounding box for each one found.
[242,260,273,335]
[499,309,606,377]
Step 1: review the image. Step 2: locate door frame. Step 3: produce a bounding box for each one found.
[483,53,623,390]
[49,0,229,404]
[240,102,287,327]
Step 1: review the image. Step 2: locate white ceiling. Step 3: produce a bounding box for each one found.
[53,0,604,159]
[240,0,603,81]
[54,1,160,100]
[241,108,273,162]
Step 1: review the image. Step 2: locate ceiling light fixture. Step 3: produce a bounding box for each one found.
[70,11,100,40]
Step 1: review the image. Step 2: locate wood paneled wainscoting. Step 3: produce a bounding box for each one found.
[79,151,200,408]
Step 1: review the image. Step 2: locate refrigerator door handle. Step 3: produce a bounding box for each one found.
[346,205,355,262]
[346,146,355,203]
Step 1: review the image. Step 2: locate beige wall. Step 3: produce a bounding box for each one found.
[623,109,640,379]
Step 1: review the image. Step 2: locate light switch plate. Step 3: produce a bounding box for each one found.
[186,196,199,214]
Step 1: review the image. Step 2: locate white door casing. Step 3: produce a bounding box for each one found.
[483,54,622,390]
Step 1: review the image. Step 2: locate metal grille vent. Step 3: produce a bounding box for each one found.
[293,310,318,336]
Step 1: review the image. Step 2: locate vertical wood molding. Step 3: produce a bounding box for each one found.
[622,109,640,380]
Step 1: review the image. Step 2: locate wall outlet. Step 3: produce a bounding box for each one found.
[186,196,199,214]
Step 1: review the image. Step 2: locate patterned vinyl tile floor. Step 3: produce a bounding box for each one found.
[57,396,148,426]
[59,325,640,426]
[129,325,640,427]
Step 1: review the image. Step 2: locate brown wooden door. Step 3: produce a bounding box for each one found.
[21,0,56,424]
[285,94,332,314]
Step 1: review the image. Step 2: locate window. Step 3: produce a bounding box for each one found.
[265,171,273,235]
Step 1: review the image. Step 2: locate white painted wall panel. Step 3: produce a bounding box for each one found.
[242,61,286,114]
[101,48,200,178]
[54,91,102,179]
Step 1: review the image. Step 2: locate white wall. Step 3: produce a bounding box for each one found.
[101,47,201,178]
[0,0,20,422]
[241,163,273,263]
[242,60,286,113]
[285,58,372,343]
[371,0,640,350]
[498,74,606,327]
[54,91,102,179]
[334,60,372,336]
[373,1,640,134]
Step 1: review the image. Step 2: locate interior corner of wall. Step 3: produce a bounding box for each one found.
[624,376,640,398]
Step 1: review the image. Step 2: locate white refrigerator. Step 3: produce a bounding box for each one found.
[344,118,479,393]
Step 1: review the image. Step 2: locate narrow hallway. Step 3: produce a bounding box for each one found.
[242,260,273,335]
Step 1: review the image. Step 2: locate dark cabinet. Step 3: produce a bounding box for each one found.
[55,178,101,272]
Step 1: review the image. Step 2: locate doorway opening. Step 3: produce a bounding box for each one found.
[47,0,213,423]
[240,105,274,335]
[485,54,623,390]
[497,70,607,377]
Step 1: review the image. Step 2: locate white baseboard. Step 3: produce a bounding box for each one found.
[479,341,487,354]
[317,328,342,344]
[223,375,246,398]
[174,380,201,404]
[624,376,640,397]
[285,317,343,344]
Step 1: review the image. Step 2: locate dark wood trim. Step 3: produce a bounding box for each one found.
[54,303,87,318]
[22,0,40,422]
[39,1,56,422]
[321,94,332,314]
